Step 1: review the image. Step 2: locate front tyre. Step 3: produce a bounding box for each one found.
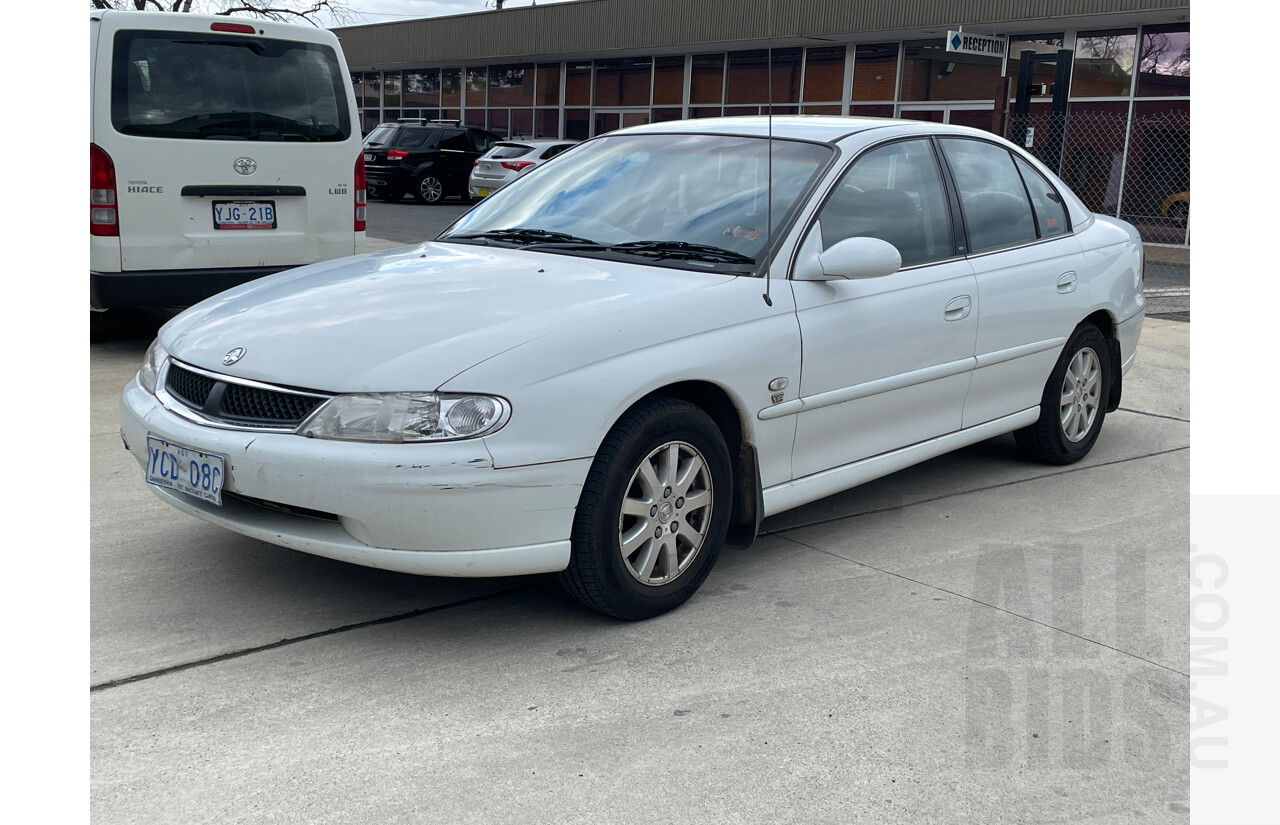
[1014,323,1112,465]
[559,397,732,620]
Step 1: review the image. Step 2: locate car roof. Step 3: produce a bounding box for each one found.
[495,139,578,146]
[616,115,991,144]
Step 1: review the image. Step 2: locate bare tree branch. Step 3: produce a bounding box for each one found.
[90,1,356,26]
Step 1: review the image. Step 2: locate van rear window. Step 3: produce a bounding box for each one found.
[111,30,351,142]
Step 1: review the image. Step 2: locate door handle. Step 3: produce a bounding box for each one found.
[944,295,972,322]
[1057,271,1078,293]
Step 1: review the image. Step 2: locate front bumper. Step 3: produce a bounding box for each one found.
[120,378,587,577]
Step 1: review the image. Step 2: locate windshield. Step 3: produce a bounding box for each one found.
[111,30,351,142]
[442,133,832,271]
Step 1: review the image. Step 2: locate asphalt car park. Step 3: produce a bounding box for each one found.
[91,287,1189,822]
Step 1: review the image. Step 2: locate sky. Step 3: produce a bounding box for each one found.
[315,0,578,29]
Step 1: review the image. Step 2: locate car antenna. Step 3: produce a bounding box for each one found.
[762,0,774,307]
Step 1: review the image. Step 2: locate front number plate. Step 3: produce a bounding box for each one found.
[146,436,225,506]
[213,200,276,230]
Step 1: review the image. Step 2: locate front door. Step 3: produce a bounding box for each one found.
[789,137,979,478]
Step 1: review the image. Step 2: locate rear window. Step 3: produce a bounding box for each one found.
[489,143,534,159]
[111,29,351,142]
[364,124,396,145]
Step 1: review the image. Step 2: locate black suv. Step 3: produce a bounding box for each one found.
[362,123,501,204]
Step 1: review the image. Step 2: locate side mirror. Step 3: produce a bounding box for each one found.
[817,236,902,280]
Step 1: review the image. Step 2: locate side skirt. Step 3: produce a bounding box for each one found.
[762,408,1040,517]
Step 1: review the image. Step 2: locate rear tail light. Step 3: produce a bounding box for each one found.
[500,160,536,172]
[387,149,409,160]
[354,154,367,232]
[90,143,118,237]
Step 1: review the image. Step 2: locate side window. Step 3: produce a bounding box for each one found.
[438,130,471,151]
[470,130,498,153]
[1014,156,1069,239]
[543,143,573,159]
[816,138,952,268]
[393,128,432,150]
[940,138,1038,253]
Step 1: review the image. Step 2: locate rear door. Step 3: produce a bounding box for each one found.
[936,137,1091,428]
[95,18,361,272]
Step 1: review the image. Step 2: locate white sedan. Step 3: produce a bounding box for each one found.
[120,116,1145,620]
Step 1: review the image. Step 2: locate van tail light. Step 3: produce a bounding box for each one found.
[500,160,536,172]
[354,154,367,232]
[90,143,118,237]
[387,149,409,160]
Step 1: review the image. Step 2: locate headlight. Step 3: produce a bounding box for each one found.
[298,392,509,442]
[137,339,169,395]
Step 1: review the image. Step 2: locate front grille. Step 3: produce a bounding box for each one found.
[163,361,330,429]
[166,364,215,407]
[221,382,325,424]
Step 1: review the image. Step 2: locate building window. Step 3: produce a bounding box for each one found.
[1136,23,1189,97]
[404,70,440,108]
[1072,29,1137,97]
[653,56,684,105]
[361,72,380,108]
[901,39,1001,102]
[535,109,559,138]
[851,44,898,101]
[466,67,488,107]
[595,57,652,107]
[489,64,533,107]
[442,69,462,107]
[725,49,801,105]
[535,63,560,106]
[803,46,845,103]
[690,53,725,105]
[565,62,592,106]
[382,71,401,108]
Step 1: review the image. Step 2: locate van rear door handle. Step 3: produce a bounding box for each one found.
[1057,271,1078,293]
[944,295,972,321]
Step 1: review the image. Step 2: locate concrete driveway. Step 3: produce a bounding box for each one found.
[91,298,1189,822]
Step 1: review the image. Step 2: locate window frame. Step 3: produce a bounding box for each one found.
[795,135,964,273]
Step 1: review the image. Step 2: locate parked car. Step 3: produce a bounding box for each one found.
[121,116,1146,620]
[89,9,366,312]
[1160,190,1189,226]
[362,122,500,203]
[469,139,579,198]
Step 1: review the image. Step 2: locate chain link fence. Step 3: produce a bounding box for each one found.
[1006,109,1190,247]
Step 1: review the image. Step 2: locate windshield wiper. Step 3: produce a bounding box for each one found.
[607,241,755,264]
[449,228,601,247]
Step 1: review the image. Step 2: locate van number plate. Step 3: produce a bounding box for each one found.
[213,200,276,230]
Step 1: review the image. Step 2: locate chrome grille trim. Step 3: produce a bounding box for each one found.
[157,359,334,433]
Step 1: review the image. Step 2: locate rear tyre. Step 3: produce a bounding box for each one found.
[558,397,732,620]
[1014,323,1112,465]
[412,174,445,204]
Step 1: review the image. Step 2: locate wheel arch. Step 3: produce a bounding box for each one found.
[627,380,763,550]
[1081,308,1123,413]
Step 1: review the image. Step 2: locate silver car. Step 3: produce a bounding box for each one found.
[468,139,578,198]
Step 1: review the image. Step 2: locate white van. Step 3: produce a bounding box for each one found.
[90,10,366,311]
